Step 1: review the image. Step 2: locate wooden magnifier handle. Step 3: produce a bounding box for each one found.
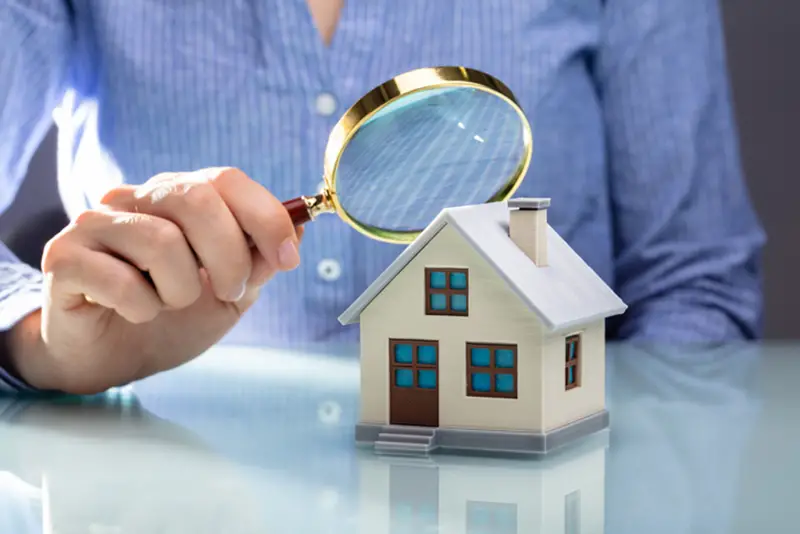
[281,193,331,227]
[283,197,314,226]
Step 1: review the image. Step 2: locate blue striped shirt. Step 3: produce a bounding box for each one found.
[0,0,765,392]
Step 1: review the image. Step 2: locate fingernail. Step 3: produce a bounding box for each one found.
[227,282,247,302]
[278,238,300,270]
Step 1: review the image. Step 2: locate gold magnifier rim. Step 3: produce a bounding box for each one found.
[321,66,533,244]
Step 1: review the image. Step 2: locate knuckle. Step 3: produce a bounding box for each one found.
[107,273,161,324]
[181,182,221,213]
[73,209,104,227]
[209,167,247,187]
[41,235,77,274]
[99,185,135,205]
[106,270,138,305]
[146,218,186,250]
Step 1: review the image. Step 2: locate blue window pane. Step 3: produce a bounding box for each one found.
[568,342,576,361]
[471,373,491,392]
[567,367,574,385]
[470,347,491,367]
[429,271,447,289]
[418,369,437,389]
[430,293,447,311]
[495,348,514,368]
[394,343,413,364]
[450,271,467,289]
[451,293,467,312]
[418,344,437,364]
[395,369,413,387]
[496,374,514,393]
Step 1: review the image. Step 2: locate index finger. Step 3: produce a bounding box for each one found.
[193,168,302,272]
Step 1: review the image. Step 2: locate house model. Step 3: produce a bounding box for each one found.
[338,198,627,455]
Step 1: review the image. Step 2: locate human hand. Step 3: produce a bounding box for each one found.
[11,167,302,394]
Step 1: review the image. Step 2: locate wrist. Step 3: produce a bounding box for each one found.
[4,310,55,390]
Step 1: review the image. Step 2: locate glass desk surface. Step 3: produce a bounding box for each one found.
[0,342,795,533]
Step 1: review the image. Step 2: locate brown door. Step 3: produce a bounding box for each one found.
[389,339,439,427]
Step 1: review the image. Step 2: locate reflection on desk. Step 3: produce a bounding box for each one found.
[0,342,786,533]
[358,434,607,533]
[0,393,269,533]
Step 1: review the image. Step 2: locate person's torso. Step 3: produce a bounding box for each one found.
[56,0,612,346]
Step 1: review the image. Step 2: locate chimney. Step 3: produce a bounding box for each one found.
[508,198,550,267]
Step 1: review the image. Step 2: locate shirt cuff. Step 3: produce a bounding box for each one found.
[0,267,45,394]
[0,263,44,331]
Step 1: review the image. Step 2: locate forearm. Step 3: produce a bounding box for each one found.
[611,201,764,344]
[611,219,764,343]
[615,286,761,344]
[596,0,765,343]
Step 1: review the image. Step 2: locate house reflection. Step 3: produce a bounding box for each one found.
[357,433,608,534]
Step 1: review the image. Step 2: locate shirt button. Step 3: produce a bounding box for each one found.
[315,92,338,116]
[317,259,341,282]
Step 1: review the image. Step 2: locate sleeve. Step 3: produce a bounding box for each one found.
[594,0,767,343]
[0,1,74,392]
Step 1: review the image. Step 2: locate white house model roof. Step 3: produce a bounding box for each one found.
[338,200,627,331]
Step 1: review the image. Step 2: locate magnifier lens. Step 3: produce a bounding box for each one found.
[334,86,528,235]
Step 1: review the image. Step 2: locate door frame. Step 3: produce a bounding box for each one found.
[388,338,440,427]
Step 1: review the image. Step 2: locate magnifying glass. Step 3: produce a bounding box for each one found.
[134,67,533,296]
[280,66,533,244]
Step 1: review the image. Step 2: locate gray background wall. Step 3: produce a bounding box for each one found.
[721,0,799,339]
[0,0,797,337]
